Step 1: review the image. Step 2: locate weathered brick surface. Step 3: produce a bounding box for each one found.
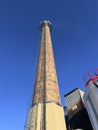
[33,22,61,105]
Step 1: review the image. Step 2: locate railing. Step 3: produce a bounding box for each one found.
[83,68,98,86]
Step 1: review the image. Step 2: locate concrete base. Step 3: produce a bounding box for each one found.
[26,103,66,130]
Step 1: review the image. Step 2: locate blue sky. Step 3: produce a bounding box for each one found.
[0,0,98,130]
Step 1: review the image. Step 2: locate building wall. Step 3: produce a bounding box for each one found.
[84,80,98,130]
[65,88,84,119]
[64,88,92,130]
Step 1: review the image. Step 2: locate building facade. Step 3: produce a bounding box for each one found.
[64,88,92,130]
[25,21,66,130]
[83,69,98,130]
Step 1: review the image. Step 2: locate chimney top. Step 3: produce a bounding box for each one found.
[40,20,51,31]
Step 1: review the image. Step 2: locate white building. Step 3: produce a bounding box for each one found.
[64,88,84,120]
[83,70,98,130]
[64,88,92,130]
